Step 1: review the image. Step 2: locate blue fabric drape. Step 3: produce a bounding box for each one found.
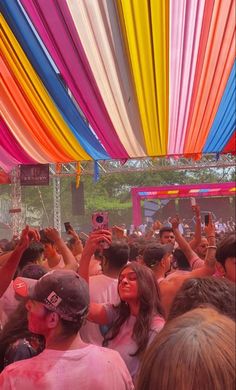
[204,62,236,153]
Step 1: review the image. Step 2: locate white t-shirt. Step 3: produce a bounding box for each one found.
[80,274,119,345]
[0,281,19,327]
[0,345,134,390]
[104,305,165,381]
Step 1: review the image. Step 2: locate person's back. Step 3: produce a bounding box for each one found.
[80,241,128,345]
[0,270,133,390]
[0,344,133,390]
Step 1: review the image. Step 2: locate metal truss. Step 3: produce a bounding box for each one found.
[49,154,236,176]
[53,175,61,233]
[10,166,23,236]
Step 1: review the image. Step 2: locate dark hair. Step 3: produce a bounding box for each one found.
[128,242,142,261]
[168,277,236,321]
[43,307,88,337]
[159,227,174,238]
[136,307,235,390]
[18,242,44,271]
[143,243,169,268]
[216,234,236,267]
[103,262,164,356]
[103,240,129,270]
[0,302,45,372]
[19,264,48,280]
[172,248,191,271]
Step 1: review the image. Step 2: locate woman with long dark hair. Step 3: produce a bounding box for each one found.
[80,232,165,382]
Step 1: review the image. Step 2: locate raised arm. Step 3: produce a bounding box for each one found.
[78,229,112,282]
[0,226,39,297]
[171,216,198,263]
[181,213,216,278]
[44,227,78,271]
[189,205,202,250]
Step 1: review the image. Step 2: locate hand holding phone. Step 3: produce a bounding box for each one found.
[64,222,72,233]
[204,214,210,226]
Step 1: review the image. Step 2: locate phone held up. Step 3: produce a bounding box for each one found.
[190,197,196,207]
[92,212,109,249]
[92,212,109,231]
[64,222,72,233]
[204,214,210,226]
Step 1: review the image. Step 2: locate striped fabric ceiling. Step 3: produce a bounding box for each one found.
[0,0,235,172]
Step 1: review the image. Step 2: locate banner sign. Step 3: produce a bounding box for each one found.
[20,164,49,186]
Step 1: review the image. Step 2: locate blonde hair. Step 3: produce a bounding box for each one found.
[137,307,235,390]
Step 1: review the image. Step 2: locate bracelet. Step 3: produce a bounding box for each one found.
[207,245,217,249]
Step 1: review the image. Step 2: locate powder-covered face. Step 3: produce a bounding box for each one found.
[160,232,175,245]
[25,299,50,335]
[196,238,208,258]
[118,266,139,302]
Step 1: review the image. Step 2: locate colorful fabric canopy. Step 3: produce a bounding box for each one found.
[0,0,235,171]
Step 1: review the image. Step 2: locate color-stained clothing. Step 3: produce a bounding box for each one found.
[0,345,134,390]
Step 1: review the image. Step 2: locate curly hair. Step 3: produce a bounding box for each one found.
[103,262,164,356]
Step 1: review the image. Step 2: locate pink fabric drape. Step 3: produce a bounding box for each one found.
[0,117,36,167]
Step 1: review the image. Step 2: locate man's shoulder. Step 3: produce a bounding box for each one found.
[89,274,118,299]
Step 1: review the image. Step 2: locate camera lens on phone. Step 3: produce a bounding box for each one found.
[96,216,104,223]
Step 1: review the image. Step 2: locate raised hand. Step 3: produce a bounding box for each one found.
[17,225,40,252]
[171,216,180,230]
[44,227,61,243]
[84,230,112,256]
[112,225,124,239]
[204,213,215,238]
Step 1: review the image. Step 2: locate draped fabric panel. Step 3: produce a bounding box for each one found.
[0,0,235,172]
[0,1,109,160]
[204,62,236,153]
[20,0,128,159]
[1,40,79,163]
[117,0,169,156]
[183,0,235,154]
[0,118,36,168]
[67,0,147,157]
[223,132,236,154]
[168,0,205,154]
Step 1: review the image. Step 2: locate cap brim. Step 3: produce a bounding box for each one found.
[13,277,37,299]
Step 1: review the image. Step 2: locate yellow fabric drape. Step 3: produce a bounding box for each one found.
[117,0,169,156]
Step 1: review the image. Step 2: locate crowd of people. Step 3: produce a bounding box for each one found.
[0,204,235,389]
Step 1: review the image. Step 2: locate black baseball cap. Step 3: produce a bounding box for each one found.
[14,270,89,322]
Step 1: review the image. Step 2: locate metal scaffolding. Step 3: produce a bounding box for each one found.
[53,174,61,233]
[10,166,23,236]
[49,154,236,176]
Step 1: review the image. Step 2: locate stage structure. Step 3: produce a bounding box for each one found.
[131,182,236,227]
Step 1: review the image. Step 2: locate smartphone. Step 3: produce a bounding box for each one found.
[190,197,196,206]
[64,222,72,233]
[92,212,109,231]
[204,214,209,226]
